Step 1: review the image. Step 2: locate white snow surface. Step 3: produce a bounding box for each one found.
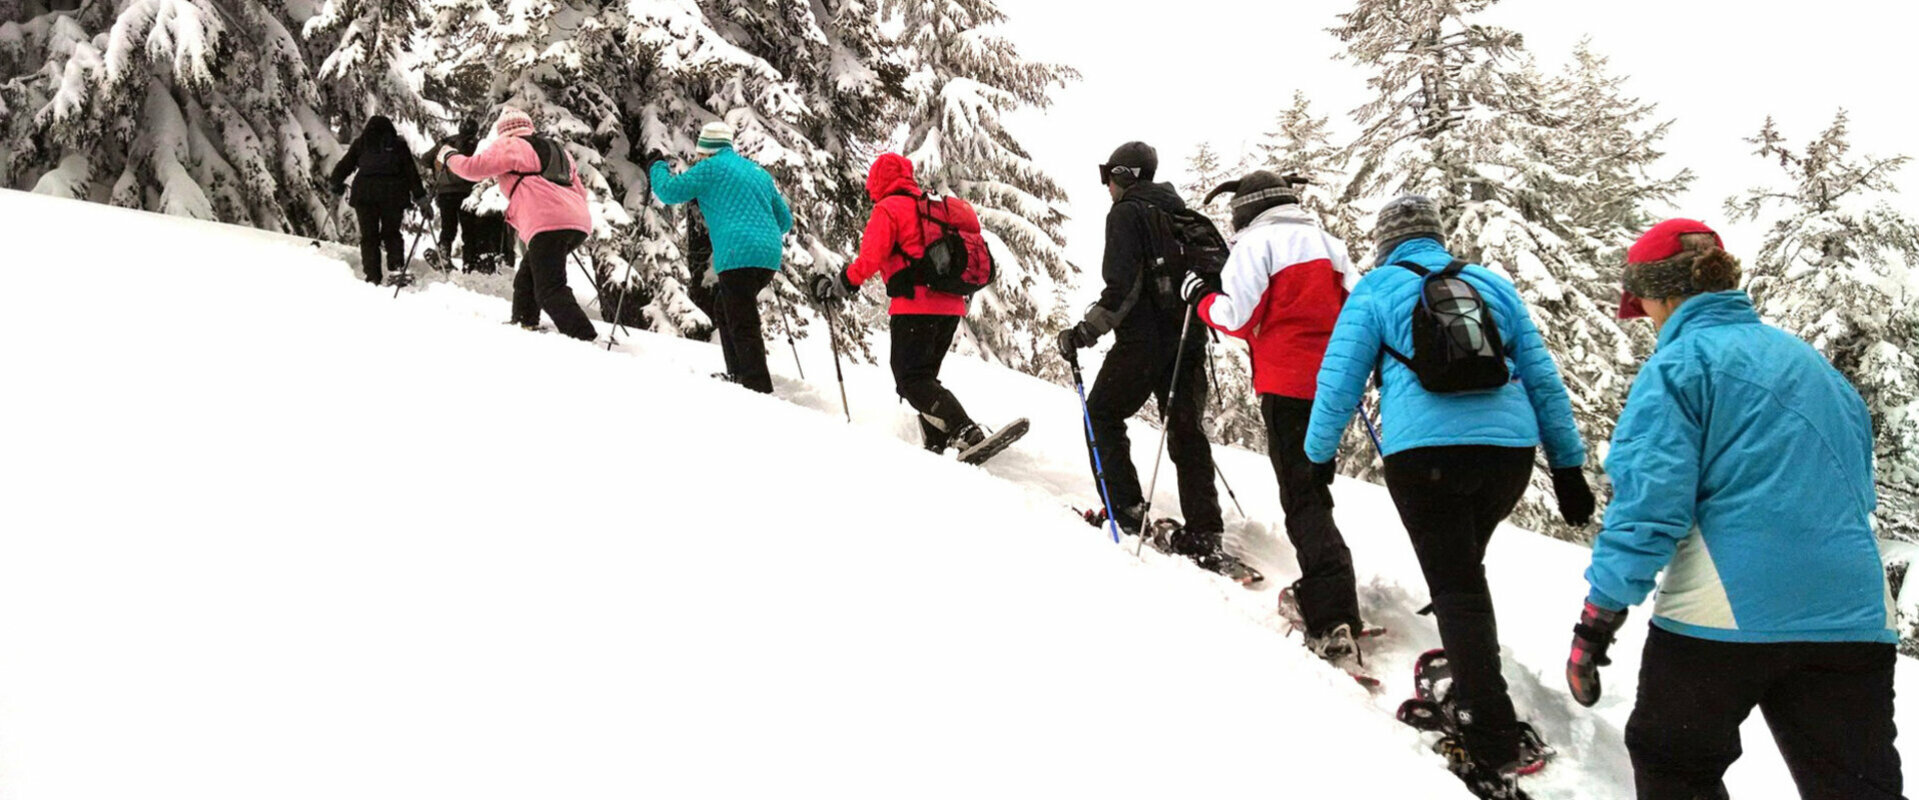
[5,189,1917,799]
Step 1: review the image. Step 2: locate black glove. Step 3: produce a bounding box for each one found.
[417,198,435,221]
[328,182,346,197]
[1180,270,1220,304]
[1552,466,1596,526]
[1567,601,1628,707]
[643,149,668,168]
[811,272,853,304]
[1311,460,1336,486]
[1057,322,1096,360]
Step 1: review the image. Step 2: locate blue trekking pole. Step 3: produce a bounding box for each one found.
[1070,354,1122,544]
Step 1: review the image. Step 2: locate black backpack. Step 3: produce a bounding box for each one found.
[507,136,574,198]
[1139,204,1229,308]
[1381,259,1511,394]
[883,194,995,298]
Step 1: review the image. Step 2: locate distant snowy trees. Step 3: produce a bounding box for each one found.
[2,0,1079,371]
[2,0,347,236]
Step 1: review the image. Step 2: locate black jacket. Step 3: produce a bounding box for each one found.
[430,132,479,196]
[1084,181,1190,343]
[329,121,425,209]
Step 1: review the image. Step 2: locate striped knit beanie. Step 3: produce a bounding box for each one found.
[1373,195,1445,265]
[494,108,534,139]
[696,121,735,155]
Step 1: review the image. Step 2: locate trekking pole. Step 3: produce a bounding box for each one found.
[1135,307,1200,557]
[1207,328,1225,414]
[395,206,428,299]
[824,302,852,423]
[571,253,610,314]
[1215,462,1246,519]
[605,262,632,352]
[1070,352,1123,545]
[772,275,805,380]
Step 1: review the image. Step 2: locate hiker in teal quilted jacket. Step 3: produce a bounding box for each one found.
[646,121,793,394]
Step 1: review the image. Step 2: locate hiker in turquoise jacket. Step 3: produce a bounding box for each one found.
[646,121,793,394]
[1564,219,1898,800]
[1305,196,1593,797]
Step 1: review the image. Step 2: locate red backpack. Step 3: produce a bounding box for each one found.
[883,194,995,298]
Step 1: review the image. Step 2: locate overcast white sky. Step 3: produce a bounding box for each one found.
[995,0,1919,287]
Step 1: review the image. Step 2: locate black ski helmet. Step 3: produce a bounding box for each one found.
[1100,141,1158,187]
[1205,170,1309,231]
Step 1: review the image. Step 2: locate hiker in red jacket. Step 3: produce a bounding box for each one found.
[1186,171,1365,658]
[809,153,990,459]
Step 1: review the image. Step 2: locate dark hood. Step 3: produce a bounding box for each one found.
[1122,181,1186,213]
[362,115,399,149]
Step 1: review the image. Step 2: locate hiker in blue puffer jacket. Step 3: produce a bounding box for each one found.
[1305,195,1594,798]
[646,121,794,394]
[1564,219,1899,800]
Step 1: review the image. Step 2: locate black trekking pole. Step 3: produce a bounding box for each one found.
[1207,328,1226,414]
[824,302,851,423]
[1135,306,1201,557]
[394,206,429,299]
[1070,350,1123,545]
[1215,463,1246,519]
[605,264,633,352]
[772,274,805,380]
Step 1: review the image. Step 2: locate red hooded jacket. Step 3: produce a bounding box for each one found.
[842,154,970,317]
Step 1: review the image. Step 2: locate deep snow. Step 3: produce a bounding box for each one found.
[4,189,1915,799]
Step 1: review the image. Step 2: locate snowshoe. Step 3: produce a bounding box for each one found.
[1276,585,1387,640]
[1079,506,1142,537]
[1414,648,1454,706]
[423,247,444,271]
[1433,737,1532,800]
[955,418,1029,466]
[1514,722,1554,776]
[1206,552,1265,589]
[1396,697,1454,734]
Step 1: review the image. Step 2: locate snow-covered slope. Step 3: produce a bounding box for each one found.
[3,190,1913,799]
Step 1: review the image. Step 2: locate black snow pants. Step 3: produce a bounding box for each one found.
[1262,394,1359,636]
[1626,625,1902,800]
[714,267,775,394]
[891,314,976,452]
[1085,320,1221,537]
[1382,445,1533,771]
[509,230,596,341]
[435,194,480,262]
[355,202,406,283]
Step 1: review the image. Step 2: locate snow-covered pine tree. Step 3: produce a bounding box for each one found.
[1726,110,1919,542]
[1332,0,1669,541]
[1254,90,1364,255]
[1179,141,1236,232]
[883,0,1080,381]
[302,0,436,135]
[2,0,347,238]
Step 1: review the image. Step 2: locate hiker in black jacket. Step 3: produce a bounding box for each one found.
[429,118,482,269]
[329,116,428,284]
[1058,141,1224,568]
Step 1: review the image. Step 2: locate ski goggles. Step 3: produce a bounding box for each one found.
[1099,163,1144,186]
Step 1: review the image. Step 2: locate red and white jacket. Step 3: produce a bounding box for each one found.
[1196,205,1360,400]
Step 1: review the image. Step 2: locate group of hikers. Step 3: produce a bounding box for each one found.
[327,115,519,288]
[327,109,1903,800]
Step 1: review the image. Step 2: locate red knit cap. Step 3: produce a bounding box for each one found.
[1619,219,1726,319]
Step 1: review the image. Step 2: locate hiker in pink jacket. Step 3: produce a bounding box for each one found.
[437,108,597,340]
